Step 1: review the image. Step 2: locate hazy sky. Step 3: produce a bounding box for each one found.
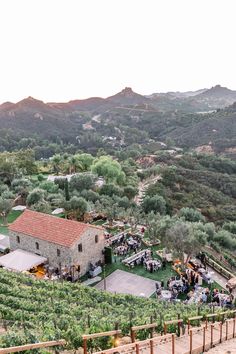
[1,0,236,103]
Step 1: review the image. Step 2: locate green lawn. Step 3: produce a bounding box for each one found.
[100,243,224,296]
[92,219,106,226]
[104,257,176,285]
[105,227,120,235]
[29,173,49,182]
[0,210,22,235]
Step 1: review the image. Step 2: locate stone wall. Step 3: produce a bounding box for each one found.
[9,227,104,276]
[70,227,104,276]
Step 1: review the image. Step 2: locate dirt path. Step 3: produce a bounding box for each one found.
[134,175,162,205]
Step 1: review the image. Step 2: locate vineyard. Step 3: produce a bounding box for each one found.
[0,269,216,351]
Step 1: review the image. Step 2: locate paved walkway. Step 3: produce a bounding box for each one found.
[95,269,157,297]
[94,320,235,354]
[207,265,228,289]
[206,337,236,353]
[207,265,236,296]
[82,276,102,286]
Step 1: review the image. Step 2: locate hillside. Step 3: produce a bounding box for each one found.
[0,268,202,350]
[0,87,236,158]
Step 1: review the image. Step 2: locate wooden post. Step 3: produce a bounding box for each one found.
[177,314,181,337]
[83,338,87,354]
[164,323,167,335]
[205,318,208,330]
[189,329,193,354]
[0,341,66,354]
[203,327,206,352]
[135,343,139,354]
[103,264,106,291]
[114,323,119,347]
[211,324,214,348]
[150,339,154,354]
[226,321,228,340]
[131,329,135,343]
[172,334,175,354]
[188,319,190,334]
[220,322,222,343]
[150,316,154,338]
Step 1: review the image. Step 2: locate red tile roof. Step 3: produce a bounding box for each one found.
[9,209,103,248]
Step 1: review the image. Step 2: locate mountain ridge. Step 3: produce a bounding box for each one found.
[2,84,236,109]
[0,86,236,159]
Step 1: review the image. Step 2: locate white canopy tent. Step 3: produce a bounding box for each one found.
[0,234,10,252]
[52,208,64,215]
[12,205,26,211]
[0,249,47,272]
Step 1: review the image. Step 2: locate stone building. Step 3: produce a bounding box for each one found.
[9,209,104,276]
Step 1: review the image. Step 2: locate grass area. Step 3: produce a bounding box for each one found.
[104,257,176,285]
[105,227,120,235]
[92,219,106,226]
[0,210,22,235]
[55,213,65,218]
[29,173,49,182]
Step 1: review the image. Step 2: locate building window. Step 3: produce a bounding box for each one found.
[57,249,61,257]
[35,242,39,250]
[17,236,20,244]
[95,235,99,243]
[78,243,83,252]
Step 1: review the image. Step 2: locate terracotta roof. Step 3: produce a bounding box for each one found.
[9,209,103,248]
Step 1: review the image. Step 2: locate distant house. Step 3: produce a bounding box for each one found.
[47,174,76,182]
[8,210,104,276]
[95,177,105,188]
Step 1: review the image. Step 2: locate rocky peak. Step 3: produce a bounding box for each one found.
[119,87,135,97]
[17,96,45,108]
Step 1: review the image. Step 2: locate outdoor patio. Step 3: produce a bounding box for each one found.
[95,269,157,297]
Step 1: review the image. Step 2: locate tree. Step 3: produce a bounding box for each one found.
[146,213,176,242]
[100,183,122,197]
[214,230,236,250]
[66,155,83,174]
[69,174,94,192]
[124,185,138,200]
[51,154,62,175]
[92,156,126,185]
[223,221,236,235]
[179,207,205,222]
[39,181,59,194]
[165,222,206,264]
[65,196,88,221]
[64,178,70,201]
[26,188,46,206]
[0,198,13,226]
[114,196,130,210]
[30,200,51,214]
[11,178,32,193]
[141,195,166,215]
[77,153,94,171]
[123,207,143,231]
[94,197,121,227]
[80,189,100,202]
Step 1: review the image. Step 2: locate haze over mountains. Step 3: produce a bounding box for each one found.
[0,85,236,159]
[2,85,236,112]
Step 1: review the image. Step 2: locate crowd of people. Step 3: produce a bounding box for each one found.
[122,249,152,267]
[112,233,142,256]
[155,269,235,308]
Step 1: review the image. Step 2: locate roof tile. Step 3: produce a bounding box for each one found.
[9,209,102,248]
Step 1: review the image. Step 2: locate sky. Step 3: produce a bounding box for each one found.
[0,0,236,103]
